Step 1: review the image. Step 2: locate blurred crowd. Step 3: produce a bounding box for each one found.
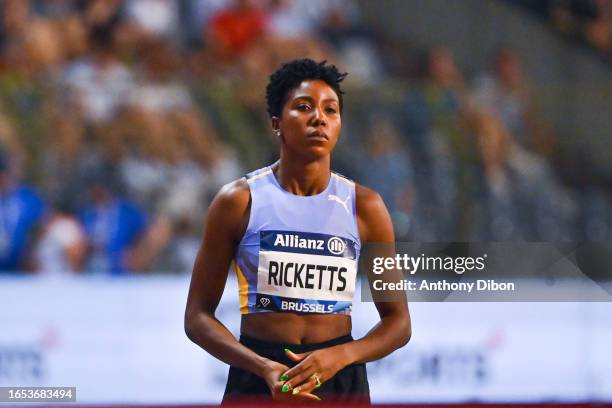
[514,0,612,59]
[0,0,610,275]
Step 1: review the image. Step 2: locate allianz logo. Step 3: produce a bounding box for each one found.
[273,234,346,255]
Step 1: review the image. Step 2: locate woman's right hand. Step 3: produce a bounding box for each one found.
[261,358,321,402]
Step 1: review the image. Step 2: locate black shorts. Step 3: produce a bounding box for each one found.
[222,334,370,405]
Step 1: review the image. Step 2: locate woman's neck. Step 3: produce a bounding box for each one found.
[273,154,331,196]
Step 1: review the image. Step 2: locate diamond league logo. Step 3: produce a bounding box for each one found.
[327,236,346,255]
[260,297,271,307]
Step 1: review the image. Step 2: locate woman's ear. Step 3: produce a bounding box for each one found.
[271,116,281,137]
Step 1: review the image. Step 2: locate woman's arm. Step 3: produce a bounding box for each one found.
[342,185,412,363]
[184,179,270,375]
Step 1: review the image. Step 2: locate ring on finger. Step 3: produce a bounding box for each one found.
[311,373,323,388]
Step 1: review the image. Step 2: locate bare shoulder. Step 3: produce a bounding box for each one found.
[355,183,394,243]
[206,177,251,242]
[355,183,385,214]
[214,177,251,211]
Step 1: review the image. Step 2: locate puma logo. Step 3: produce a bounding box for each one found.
[328,194,351,214]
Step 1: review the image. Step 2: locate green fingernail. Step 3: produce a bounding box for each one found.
[281,384,290,393]
[284,348,292,353]
[280,374,289,381]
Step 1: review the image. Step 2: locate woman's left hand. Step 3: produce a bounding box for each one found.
[279,345,352,395]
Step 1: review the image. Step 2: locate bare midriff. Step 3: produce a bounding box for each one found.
[241,313,352,344]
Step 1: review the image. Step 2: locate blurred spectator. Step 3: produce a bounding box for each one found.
[317,0,383,84]
[124,0,179,41]
[467,112,574,240]
[505,138,577,240]
[77,0,123,28]
[115,38,243,217]
[1,0,66,77]
[79,167,148,274]
[360,118,414,213]
[62,22,133,123]
[205,0,267,61]
[266,0,316,39]
[549,0,597,37]
[402,46,472,239]
[358,117,414,238]
[39,114,89,206]
[0,149,45,272]
[128,40,191,113]
[34,194,87,275]
[186,0,231,45]
[404,46,469,160]
[467,113,529,240]
[56,14,89,63]
[471,48,554,154]
[517,0,611,56]
[585,0,612,53]
[1,0,31,55]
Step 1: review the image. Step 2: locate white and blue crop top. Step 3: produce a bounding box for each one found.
[233,165,361,315]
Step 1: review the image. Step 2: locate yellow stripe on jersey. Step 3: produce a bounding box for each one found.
[246,169,273,184]
[234,261,250,314]
[332,172,355,186]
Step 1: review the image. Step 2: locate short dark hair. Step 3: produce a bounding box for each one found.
[266,59,348,118]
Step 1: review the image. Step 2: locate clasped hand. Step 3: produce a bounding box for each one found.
[262,345,352,402]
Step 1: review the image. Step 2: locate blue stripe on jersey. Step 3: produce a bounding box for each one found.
[260,230,356,260]
[255,293,352,314]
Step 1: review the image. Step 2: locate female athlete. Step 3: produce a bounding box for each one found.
[185,59,411,404]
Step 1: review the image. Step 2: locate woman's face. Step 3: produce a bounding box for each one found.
[275,79,342,160]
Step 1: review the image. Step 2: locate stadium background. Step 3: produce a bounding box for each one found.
[0,0,611,405]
